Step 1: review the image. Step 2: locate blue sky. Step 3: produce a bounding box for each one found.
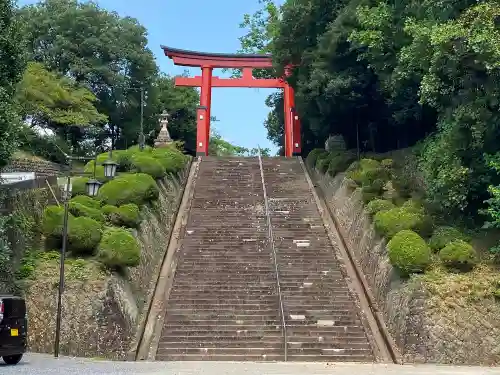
[18,0,280,153]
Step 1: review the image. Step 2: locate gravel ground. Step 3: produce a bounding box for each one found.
[1,354,500,375]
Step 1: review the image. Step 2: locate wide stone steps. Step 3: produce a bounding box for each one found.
[260,158,374,362]
[156,157,284,361]
[155,157,375,362]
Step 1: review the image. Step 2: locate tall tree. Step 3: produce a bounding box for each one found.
[16,62,107,131]
[0,0,24,167]
[17,0,158,150]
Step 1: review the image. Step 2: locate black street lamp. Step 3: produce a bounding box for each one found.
[53,151,116,358]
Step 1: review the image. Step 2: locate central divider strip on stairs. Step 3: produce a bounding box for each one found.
[257,149,288,361]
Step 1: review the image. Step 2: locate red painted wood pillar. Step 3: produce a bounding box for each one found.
[283,66,296,157]
[197,66,213,156]
[288,85,301,156]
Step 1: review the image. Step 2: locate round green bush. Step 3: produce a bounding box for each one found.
[316,152,335,173]
[130,154,166,178]
[152,147,188,174]
[366,199,395,215]
[387,230,431,276]
[359,158,380,170]
[360,168,390,187]
[127,144,153,154]
[97,173,159,206]
[429,226,470,252]
[71,177,90,197]
[103,204,140,228]
[374,207,426,239]
[306,148,327,168]
[439,240,478,272]
[68,202,105,222]
[402,199,425,214]
[42,205,68,238]
[67,216,102,254]
[83,162,107,182]
[70,195,101,209]
[381,158,393,169]
[116,204,140,227]
[327,152,356,176]
[97,227,140,268]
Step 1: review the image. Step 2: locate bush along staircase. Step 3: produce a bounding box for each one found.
[155,156,385,362]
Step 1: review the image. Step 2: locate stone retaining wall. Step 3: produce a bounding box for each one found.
[2,158,68,177]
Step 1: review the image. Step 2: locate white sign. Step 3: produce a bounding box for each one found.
[0,172,36,185]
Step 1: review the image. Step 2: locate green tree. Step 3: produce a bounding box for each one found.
[16,62,107,130]
[0,0,24,167]
[17,0,158,150]
[208,129,248,157]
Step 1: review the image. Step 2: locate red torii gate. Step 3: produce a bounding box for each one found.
[161,46,301,157]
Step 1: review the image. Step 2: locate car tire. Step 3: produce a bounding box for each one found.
[2,354,23,365]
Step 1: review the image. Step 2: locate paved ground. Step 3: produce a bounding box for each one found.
[1,354,500,375]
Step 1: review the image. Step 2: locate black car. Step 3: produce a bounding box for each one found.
[0,295,27,365]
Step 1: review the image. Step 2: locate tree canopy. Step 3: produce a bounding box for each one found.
[0,0,24,167]
[238,0,500,221]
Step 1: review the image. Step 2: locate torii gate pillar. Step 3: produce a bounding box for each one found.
[162,46,301,157]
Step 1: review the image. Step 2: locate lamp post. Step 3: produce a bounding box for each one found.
[53,152,116,358]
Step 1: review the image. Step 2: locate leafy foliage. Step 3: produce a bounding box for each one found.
[387,229,431,276]
[439,240,478,272]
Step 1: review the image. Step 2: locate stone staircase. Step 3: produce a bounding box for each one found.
[155,156,375,362]
[262,158,374,361]
[156,157,284,361]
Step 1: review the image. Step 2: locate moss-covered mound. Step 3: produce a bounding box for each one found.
[97,227,140,268]
[67,216,102,255]
[429,226,470,252]
[68,202,105,222]
[374,206,428,239]
[366,199,395,215]
[42,205,67,238]
[70,195,101,209]
[97,173,159,206]
[387,230,431,276]
[439,240,478,272]
[101,203,140,228]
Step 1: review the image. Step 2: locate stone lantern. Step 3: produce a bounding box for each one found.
[154,110,173,148]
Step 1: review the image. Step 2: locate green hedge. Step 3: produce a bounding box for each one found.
[387,230,431,276]
[374,206,428,239]
[366,199,395,215]
[306,148,328,168]
[67,216,102,254]
[97,227,140,268]
[70,195,101,209]
[42,205,67,238]
[101,203,140,228]
[429,226,470,252]
[97,173,159,206]
[130,153,166,179]
[68,202,105,222]
[439,240,478,272]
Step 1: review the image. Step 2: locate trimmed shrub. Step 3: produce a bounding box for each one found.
[439,240,478,272]
[360,168,390,187]
[381,158,393,169]
[83,162,106,182]
[374,207,427,239]
[429,226,470,252]
[67,216,102,254]
[70,195,101,209]
[387,230,431,276]
[152,147,188,174]
[97,227,140,268]
[316,152,335,173]
[42,205,67,238]
[68,202,105,222]
[366,199,395,215]
[327,152,356,176]
[306,148,328,168]
[130,154,166,178]
[402,199,425,214]
[359,158,380,170]
[97,173,159,206]
[102,203,141,228]
[71,177,89,197]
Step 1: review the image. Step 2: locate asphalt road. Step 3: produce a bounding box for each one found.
[1,353,500,375]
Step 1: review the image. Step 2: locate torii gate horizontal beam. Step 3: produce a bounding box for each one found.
[161,46,273,68]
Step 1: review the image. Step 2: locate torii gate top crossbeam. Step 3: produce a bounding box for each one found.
[161,46,273,68]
